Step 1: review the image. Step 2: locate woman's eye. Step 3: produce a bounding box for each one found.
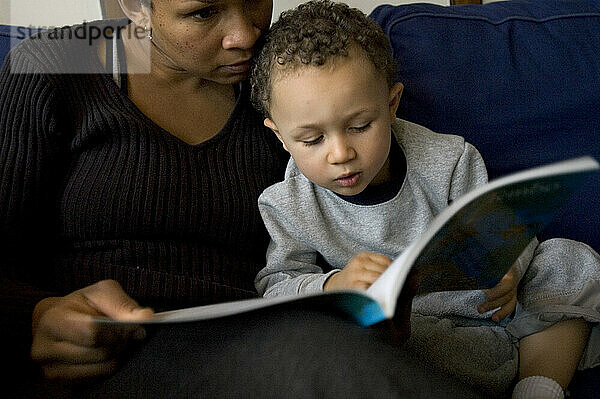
[349,122,371,133]
[302,136,324,147]
[192,7,218,20]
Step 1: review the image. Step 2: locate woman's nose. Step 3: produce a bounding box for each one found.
[222,11,263,50]
[327,137,356,164]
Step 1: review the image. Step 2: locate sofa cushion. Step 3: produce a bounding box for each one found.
[370,0,600,251]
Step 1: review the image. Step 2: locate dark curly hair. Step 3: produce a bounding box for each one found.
[250,0,397,117]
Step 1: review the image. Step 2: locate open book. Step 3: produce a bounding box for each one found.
[98,156,599,327]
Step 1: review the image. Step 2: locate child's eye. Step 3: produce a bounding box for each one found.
[302,136,324,146]
[349,122,371,133]
[192,7,218,20]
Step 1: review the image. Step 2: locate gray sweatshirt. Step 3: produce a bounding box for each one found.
[256,118,491,297]
[256,119,600,382]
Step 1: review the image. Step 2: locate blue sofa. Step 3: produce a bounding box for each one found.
[371,0,600,253]
[0,24,43,65]
[370,0,599,396]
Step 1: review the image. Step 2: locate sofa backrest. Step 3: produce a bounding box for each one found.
[371,0,600,251]
[0,25,43,67]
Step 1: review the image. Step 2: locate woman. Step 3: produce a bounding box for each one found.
[1,0,282,386]
[0,1,472,397]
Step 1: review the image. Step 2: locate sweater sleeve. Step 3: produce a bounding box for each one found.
[255,188,338,297]
[0,47,68,348]
[448,141,488,202]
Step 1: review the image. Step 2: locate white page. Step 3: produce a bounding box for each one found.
[365,241,416,317]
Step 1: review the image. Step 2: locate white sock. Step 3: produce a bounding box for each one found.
[512,376,564,399]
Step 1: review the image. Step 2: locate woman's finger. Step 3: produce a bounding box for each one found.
[79,280,154,322]
[41,359,120,381]
[33,340,115,366]
[35,295,141,348]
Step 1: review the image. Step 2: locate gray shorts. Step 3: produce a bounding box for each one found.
[407,238,600,396]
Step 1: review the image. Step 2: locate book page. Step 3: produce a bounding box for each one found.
[397,157,598,297]
[94,289,387,326]
[368,156,599,316]
[413,170,596,294]
[366,241,415,318]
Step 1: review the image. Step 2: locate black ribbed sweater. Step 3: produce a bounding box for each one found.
[0,21,288,315]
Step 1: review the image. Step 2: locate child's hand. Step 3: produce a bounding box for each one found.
[478,265,519,322]
[324,252,392,291]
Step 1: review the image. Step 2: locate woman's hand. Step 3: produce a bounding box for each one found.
[478,265,519,322]
[31,280,154,381]
[324,252,392,291]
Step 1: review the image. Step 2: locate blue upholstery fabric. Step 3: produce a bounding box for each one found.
[0,25,42,66]
[370,0,600,252]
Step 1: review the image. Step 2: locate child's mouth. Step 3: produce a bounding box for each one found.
[335,172,360,187]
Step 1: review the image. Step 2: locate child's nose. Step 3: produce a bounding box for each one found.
[327,137,356,164]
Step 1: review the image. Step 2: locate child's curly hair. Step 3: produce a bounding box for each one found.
[250,0,396,117]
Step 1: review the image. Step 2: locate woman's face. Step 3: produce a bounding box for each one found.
[149,0,273,84]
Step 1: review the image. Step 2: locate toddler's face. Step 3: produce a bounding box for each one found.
[265,51,403,196]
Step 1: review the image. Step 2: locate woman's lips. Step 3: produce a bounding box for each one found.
[335,172,360,187]
[220,60,251,74]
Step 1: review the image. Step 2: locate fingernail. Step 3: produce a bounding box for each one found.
[133,307,153,316]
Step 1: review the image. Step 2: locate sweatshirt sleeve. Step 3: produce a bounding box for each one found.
[255,187,338,297]
[448,141,489,203]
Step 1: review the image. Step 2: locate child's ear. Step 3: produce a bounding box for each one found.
[264,118,290,153]
[388,82,404,120]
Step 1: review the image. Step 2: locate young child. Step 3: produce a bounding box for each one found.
[250,1,599,397]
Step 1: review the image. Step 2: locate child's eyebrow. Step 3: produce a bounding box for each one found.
[291,124,321,134]
[291,109,375,133]
[347,109,373,118]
